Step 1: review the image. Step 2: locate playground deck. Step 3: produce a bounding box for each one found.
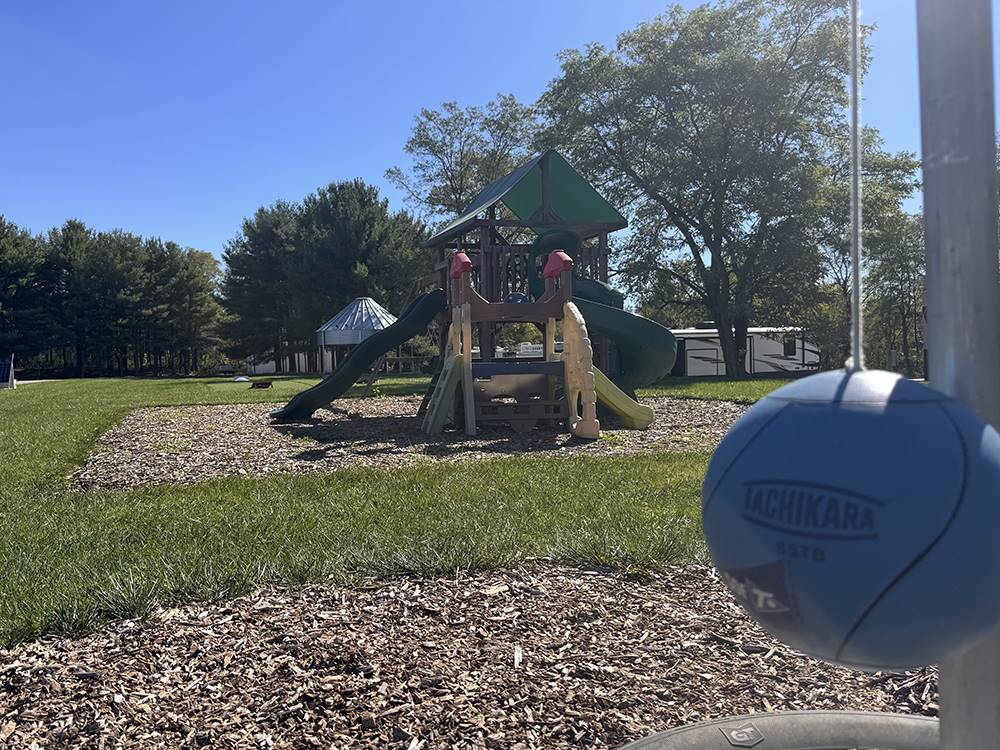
[71,396,748,490]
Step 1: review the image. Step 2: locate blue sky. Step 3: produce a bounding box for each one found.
[0,1,993,256]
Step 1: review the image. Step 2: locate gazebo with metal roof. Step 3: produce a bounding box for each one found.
[423,148,627,361]
[316,297,397,371]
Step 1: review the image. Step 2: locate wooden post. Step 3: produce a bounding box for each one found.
[544,319,557,360]
[480,220,495,360]
[438,247,448,292]
[596,231,611,370]
[461,300,476,436]
[449,255,478,436]
[437,246,449,363]
[499,248,509,299]
[598,231,609,283]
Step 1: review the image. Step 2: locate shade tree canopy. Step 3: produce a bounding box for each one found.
[536,0,857,375]
[385,94,539,226]
[383,0,925,377]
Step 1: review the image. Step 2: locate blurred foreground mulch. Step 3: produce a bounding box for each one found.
[0,565,936,749]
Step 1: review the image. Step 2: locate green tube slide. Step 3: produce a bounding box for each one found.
[272,289,448,421]
[572,294,677,394]
[528,230,677,393]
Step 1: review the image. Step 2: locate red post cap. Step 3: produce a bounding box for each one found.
[450,252,474,279]
[543,251,574,279]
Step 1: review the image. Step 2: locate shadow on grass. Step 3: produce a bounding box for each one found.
[271,412,596,463]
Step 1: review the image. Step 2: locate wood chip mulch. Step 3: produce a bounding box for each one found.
[0,565,937,749]
[71,397,747,490]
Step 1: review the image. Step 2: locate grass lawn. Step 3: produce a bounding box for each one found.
[0,374,780,647]
[640,375,793,403]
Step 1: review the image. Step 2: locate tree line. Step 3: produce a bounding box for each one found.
[0,178,433,377]
[0,217,222,376]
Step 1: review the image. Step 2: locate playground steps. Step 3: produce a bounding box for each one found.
[422,355,462,435]
[416,369,442,419]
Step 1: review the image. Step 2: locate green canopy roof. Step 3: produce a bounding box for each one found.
[423,150,627,247]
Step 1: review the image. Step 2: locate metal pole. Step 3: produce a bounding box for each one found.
[917,1,1000,748]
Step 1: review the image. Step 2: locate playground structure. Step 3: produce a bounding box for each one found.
[421,248,601,437]
[274,150,678,433]
[422,150,625,370]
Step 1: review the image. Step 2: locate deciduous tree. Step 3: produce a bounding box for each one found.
[538,0,852,375]
[386,94,537,224]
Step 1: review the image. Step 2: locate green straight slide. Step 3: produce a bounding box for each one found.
[272,289,448,421]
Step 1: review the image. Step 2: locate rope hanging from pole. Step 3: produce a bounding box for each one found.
[848,0,864,372]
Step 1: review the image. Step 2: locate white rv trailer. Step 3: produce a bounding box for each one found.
[669,326,820,377]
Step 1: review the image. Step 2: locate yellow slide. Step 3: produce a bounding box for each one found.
[594,367,654,430]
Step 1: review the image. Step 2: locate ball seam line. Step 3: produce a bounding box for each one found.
[834,400,970,664]
[768,396,945,404]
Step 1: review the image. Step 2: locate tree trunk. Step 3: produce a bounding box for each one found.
[75,339,85,378]
[701,267,739,378]
[700,247,748,379]
[900,304,912,375]
[714,312,740,378]
[705,287,744,377]
[733,317,749,378]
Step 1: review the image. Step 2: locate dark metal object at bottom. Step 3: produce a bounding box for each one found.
[619,711,938,750]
